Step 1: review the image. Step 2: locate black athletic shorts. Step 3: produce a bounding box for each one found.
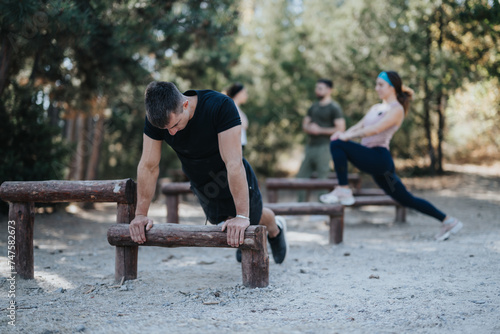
[190,160,263,225]
[191,184,262,226]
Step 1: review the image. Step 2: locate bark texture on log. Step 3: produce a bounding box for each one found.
[108,224,265,250]
[115,201,138,283]
[0,179,135,203]
[266,176,360,190]
[265,202,344,215]
[161,182,192,194]
[329,212,344,245]
[241,226,269,288]
[9,202,35,279]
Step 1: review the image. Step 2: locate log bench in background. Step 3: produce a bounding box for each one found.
[108,224,269,288]
[0,179,137,280]
[265,178,406,222]
[264,202,345,244]
[350,196,406,223]
[162,182,193,224]
[0,179,269,288]
[266,176,361,203]
[264,198,405,244]
[162,181,406,224]
[267,175,362,203]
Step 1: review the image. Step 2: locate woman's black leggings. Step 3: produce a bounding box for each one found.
[330,140,446,222]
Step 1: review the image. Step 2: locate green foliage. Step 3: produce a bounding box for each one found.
[0,0,498,186]
[1,0,241,183]
[446,79,500,162]
[0,84,70,181]
[0,84,70,213]
[232,0,499,175]
[98,95,181,180]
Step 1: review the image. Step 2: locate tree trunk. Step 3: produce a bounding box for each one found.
[0,33,13,96]
[85,97,107,181]
[435,4,445,174]
[47,104,59,128]
[72,113,88,180]
[65,109,78,143]
[423,26,436,174]
[436,94,446,173]
[86,114,105,180]
[423,81,436,174]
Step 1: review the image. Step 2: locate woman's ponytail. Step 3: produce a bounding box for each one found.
[386,71,413,115]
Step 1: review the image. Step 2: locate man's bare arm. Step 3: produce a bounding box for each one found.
[302,116,313,133]
[129,134,162,244]
[218,125,250,247]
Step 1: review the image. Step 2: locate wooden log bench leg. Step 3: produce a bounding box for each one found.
[329,207,345,245]
[166,194,180,224]
[240,226,269,288]
[396,206,406,223]
[114,203,138,283]
[10,202,35,279]
[267,189,278,203]
[108,224,269,288]
[264,203,344,245]
[0,179,137,281]
[352,178,362,191]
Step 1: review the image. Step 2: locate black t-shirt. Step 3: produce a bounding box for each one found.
[144,90,256,199]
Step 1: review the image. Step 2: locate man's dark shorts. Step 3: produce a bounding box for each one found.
[192,185,263,225]
[190,160,263,225]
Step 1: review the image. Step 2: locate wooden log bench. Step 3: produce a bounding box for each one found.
[161,180,405,223]
[350,195,406,222]
[265,179,406,222]
[107,224,269,288]
[264,203,345,244]
[0,179,269,288]
[0,179,137,280]
[264,197,405,244]
[266,176,362,203]
[162,182,193,224]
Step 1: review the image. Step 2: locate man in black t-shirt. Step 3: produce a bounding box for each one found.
[129,81,287,264]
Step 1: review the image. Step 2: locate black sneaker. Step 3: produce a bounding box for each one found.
[236,248,242,263]
[268,216,288,264]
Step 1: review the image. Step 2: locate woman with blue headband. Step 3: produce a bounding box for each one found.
[320,71,463,241]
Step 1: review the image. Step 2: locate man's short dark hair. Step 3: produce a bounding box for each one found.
[144,81,184,128]
[317,79,333,88]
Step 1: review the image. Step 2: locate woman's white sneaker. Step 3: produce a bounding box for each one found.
[319,187,355,206]
[435,217,463,241]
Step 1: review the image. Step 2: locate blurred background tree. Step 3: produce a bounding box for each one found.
[0,0,240,184]
[1,0,498,208]
[238,0,499,176]
[357,0,499,174]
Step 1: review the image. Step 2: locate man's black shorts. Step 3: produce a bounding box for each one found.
[189,159,263,225]
[192,184,263,225]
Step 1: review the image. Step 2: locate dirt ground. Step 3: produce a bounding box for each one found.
[1,166,499,334]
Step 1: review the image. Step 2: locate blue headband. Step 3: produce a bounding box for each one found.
[378,72,394,87]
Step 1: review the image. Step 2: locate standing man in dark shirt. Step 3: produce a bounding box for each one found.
[129,81,287,264]
[296,79,345,200]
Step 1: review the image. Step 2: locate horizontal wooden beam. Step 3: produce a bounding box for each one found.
[350,195,400,206]
[161,182,192,194]
[354,188,385,196]
[0,179,135,204]
[265,202,344,216]
[108,224,265,250]
[266,175,360,190]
